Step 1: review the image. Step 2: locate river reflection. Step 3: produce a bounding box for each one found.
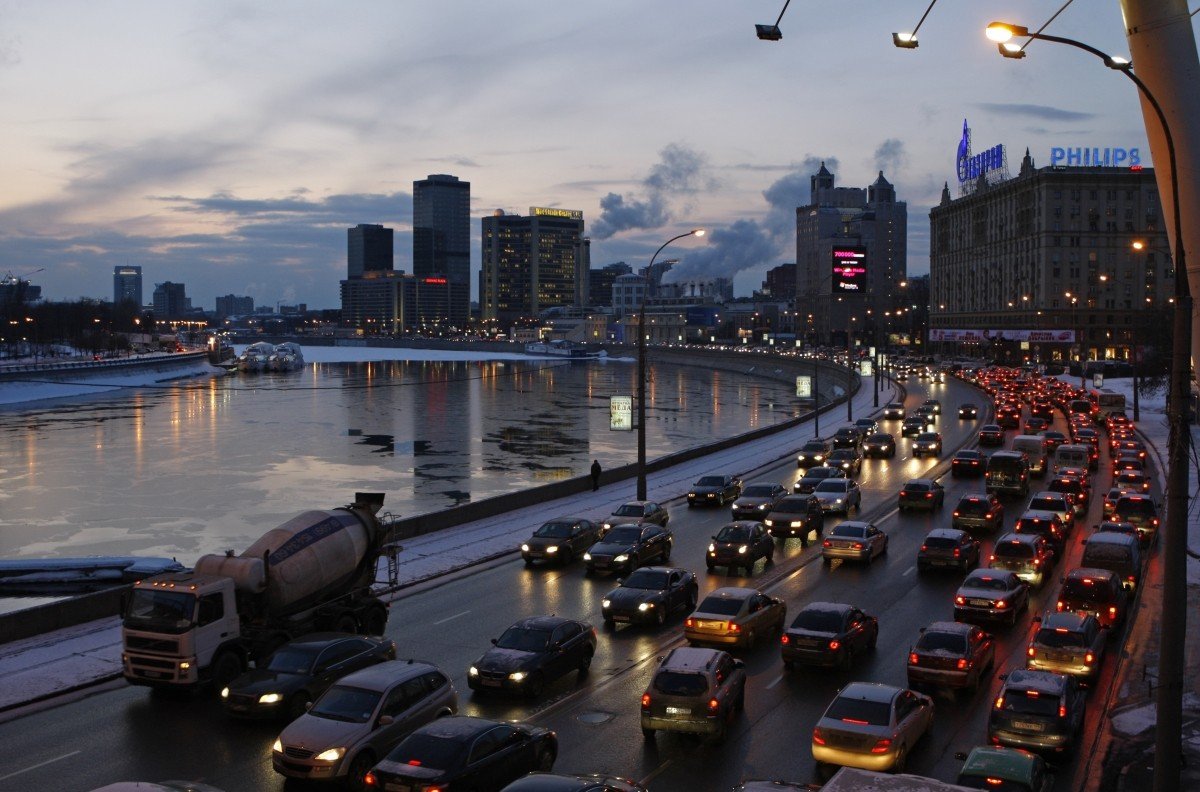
[0,358,798,561]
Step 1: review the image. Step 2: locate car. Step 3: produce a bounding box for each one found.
[901,417,926,437]
[907,621,996,692]
[821,521,887,564]
[827,448,863,475]
[707,521,776,574]
[222,633,396,721]
[794,465,846,494]
[958,403,979,419]
[781,602,878,670]
[912,431,943,457]
[363,716,557,791]
[954,569,1030,626]
[996,406,1022,429]
[1026,611,1106,684]
[895,370,909,382]
[1102,487,1136,520]
[271,660,458,788]
[1056,568,1129,629]
[917,528,980,573]
[832,426,864,450]
[813,478,862,514]
[501,775,648,792]
[1092,520,1139,537]
[988,669,1086,755]
[923,398,942,415]
[883,402,906,420]
[854,418,879,435]
[1112,494,1161,545]
[952,494,1004,533]
[1039,430,1068,453]
[811,682,934,773]
[687,475,743,507]
[978,424,1005,446]
[469,616,597,697]
[1112,453,1146,475]
[600,501,668,533]
[956,745,1053,792]
[1023,416,1050,435]
[731,482,789,516]
[862,432,897,458]
[796,440,832,469]
[684,586,786,648]
[1013,510,1068,552]
[1113,439,1147,461]
[989,533,1056,588]
[1030,401,1055,421]
[763,494,824,544]
[583,523,672,576]
[521,518,601,566]
[640,647,746,742]
[601,566,698,628]
[1113,469,1152,494]
[899,478,945,512]
[913,406,938,426]
[1046,476,1088,515]
[951,449,987,477]
[1027,492,1076,533]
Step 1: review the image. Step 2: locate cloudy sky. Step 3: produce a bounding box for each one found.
[0,1,1170,310]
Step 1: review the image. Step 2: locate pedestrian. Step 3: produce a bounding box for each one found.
[590,459,602,491]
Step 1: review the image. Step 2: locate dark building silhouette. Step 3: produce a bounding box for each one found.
[413,174,471,326]
[113,265,143,306]
[347,224,394,279]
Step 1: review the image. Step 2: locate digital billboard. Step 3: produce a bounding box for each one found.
[831,246,868,293]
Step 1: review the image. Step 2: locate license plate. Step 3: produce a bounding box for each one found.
[1013,720,1044,732]
[480,678,501,687]
[385,784,411,792]
[969,599,991,607]
[142,670,167,679]
[930,559,951,566]
[613,616,629,622]
[666,706,691,715]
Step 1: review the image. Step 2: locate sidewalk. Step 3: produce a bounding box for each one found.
[0,377,896,716]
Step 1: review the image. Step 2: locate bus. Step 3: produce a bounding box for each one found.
[1087,387,1127,420]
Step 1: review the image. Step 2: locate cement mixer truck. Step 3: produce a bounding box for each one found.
[121,493,393,692]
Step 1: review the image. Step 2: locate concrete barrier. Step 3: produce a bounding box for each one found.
[0,586,129,643]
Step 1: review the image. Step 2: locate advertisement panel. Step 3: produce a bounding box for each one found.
[928,328,1076,343]
[831,246,868,293]
[795,376,812,398]
[609,396,632,431]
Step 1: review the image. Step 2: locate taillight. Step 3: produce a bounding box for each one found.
[1027,646,1036,658]
[995,599,1008,609]
[363,772,378,787]
[870,738,892,754]
[1056,600,1065,611]
[984,512,993,519]
[1084,652,1095,665]
[952,511,960,518]
[853,542,864,550]
[953,548,961,558]
[909,653,919,665]
[920,544,928,552]
[685,618,694,628]
[1109,606,1118,618]
[641,693,651,710]
[957,658,969,670]
[729,622,740,633]
[781,634,790,645]
[823,540,832,548]
[925,493,933,499]
[813,727,827,746]
[989,554,996,562]
[708,698,720,713]
[1059,703,1068,719]
[994,695,1005,709]
[955,595,966,605]
[829,640,841,651]
[900,491,909,498]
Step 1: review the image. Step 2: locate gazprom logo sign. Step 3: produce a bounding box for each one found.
[956,119,1005,184]
[1049,147,1141,167]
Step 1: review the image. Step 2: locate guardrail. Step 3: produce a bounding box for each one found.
[0,350,210,376]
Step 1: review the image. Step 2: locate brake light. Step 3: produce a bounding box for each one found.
[1085,652,1095,665]
[823,540,832,548]
[829,640,841,651]
[641,693,651,710]
[407,760,422,767]
[1027,690,1039,698]
[1109,606,1118,618]
[781,634,790,645]
[841,717,869,725]
[952,512,960,518]
[870,738,893,754]
[994,695,1004,709]
[926,493,933,499]
[1027,645,1037,658]
[363,772,378,787]
[955,596,966,605]
[813,727,827,745]
[909,653,919,665]
[1059,703,1068,718]
[708,698,720,713]
[1057,600,1065,611]
[957,658,970,670]
[920,544,928,552]
[685,618,694,628]
[984,512,993,519]
[728,623,740,633]
[995,599,1008,609]
[953,548,961,558]
[853,543,864,550]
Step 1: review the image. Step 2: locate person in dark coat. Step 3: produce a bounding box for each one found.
[590,459,602,491]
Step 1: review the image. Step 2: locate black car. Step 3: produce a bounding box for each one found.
[988,669,1086,756]
[958,403,979,419]
[1112,494,1161,545]
[521,518,601,566]
[584,523,673,576]
[780,602,878,670]
[827,447,863,476]
[220,633,396,720]
[707,521,775,574]
[762,494,824,544]
[365,716,557,791]
[898,478,945,512]
[601,567,698,628]
[794,466,845,494]
[687,474,743,507]
[978,424,1006,446]
[469,616,597,698]
[951,449,986,477]
[796,440,832,469]
[831,426,863,450]
[901,417,926,438]
[500,774,648,792]
[917,528,981,573]
[862,432,897,458]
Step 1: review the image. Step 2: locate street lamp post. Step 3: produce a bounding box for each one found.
[636,229,703,501]
[987,23,1192,791]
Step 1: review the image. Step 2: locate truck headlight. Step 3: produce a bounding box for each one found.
[614,554,629,563]
[258,693,282,704]
[509,672,527,682]
[220,687,229,699]
[545,546,558,554]
[638,602,652,611]
[272,739,284,753]
[315,747,345,763]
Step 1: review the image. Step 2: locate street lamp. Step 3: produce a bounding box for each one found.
[637,228,704,501]
[891,0,940,49]
[987,22,1191,792]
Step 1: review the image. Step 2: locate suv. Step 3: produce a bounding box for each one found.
[988,669,1086,755]
[640,647,746,742]
[762,494,824,544]
[1112,494,1161,545]
[1026,611,1106,684]
[989,532,1056,588]
[706,521,775,574]
[1056,568,1129,629]
[951,494,1004,533]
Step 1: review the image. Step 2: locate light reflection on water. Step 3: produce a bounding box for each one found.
[0,359,798,562]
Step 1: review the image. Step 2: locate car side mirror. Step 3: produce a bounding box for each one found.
[491,638,498,646]
[954,751,969,761]
[306,701,313,711]
[998,673,1008,681]
[918,626,926,634]
[615,578,624,585]
[377,715,394,727]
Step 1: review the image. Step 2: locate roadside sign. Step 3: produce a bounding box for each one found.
[795,376,812,398]
[1093,373,1104,388]
[610,396,633,431]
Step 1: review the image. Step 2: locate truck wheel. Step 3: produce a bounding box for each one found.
[211,651,243,695]
[363,607,387,636]
[334,614,358,634]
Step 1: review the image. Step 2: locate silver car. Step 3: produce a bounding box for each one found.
[811,682,934,773]
[821,521,887,564]
[813,479,861,514]
[272,660,457,788]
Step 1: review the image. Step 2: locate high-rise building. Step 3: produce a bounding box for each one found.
[347,224,394,279]
[216,294,255,319]
[413,174,471,326]
[795,163,908,345]
[113,265,143,306]
[761,263,797,300]
[481,207,588,325]
[340,273,469,334]
[589,262,632,307]
[152,282,189,319]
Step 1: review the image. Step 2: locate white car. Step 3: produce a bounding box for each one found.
[813,479,862,514]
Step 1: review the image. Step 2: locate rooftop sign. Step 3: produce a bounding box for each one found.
[531,207,583,220]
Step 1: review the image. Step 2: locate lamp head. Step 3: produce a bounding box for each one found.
[755,24,782,41]
[1132,240,1147,251]
[892,32,919,49]
[1105,55,1132,71]
[986,22,1029,43]
[692,229,705,238]
[998,42,1026,59]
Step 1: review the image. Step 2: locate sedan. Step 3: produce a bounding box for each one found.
[832,426,863,450]
[1026,611,1106,684]
[796,440,832,469]
[917,528,980,573]
[898,478,944,512]
[813,479,861,515]
[469,616,597,698]
[794,466,846,494]
[862,432,896,459]
[827,448,863,476]
[907,621,996,692]
[958,403,979,419]
[1114,469,1152,494]
[954,570,1030,626]
[731,482,789,516]
[222,633,396,721]
[686,475,742,507]
[901,417,926,438]
[781,602,878,670]
[365,716,556,792]
[1039,430,1068,452]
[912,432,943,458]
[883,402,906,420]
[707,521,775,574]
[951,449,987,477]
[854,418,879,435]
[978,424,1006,446]
[821,521,887,564]
[952,494,1005,533]
[763,494,824,544]
[811,683,934,773]
[923,398,942,415]
[684,587,786,648]
[601,567,698,628]
[584,524,672,576]
[600,501,668,533]
[521,518,600,566]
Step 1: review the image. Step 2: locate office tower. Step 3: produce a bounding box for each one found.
[413,174,471,326]
[113,265,143,306]
[152,282,189,319]
[481,207,587,325]
[347,224,394,279]
[589,262,632,307]
[215,294,255,319]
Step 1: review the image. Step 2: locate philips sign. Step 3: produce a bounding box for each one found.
[1049,147,1141,167]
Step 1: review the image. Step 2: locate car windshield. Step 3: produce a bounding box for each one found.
[605,526,643,544]
[265,647,319,674]
[613,505,645,517]
[831,524,866,539]
[742,485,777,497]
[309,685,381,723]
[836,428,856,437]
[805,469,836,481]
[916,631,966,654]
[1035,628,1086,649]
[774,499,811,514]
[867,434,890,442]
[956,452,982,460]
[999,689,1061,717]
[622,570,668,590]
[496,627,552,652]
[994,541,1033,559]
[1061,579,1113,603]
[1030,498,1064,512]
[815,481,848,494]
[791,609,843,633]
[534,522,574,539]
[697,595,745,616]
[957,499,990,514]
[715,525,752,542]
[1116,499,1156,517]
[802,442,827,452]
[829,449,855,458]
[917,433,938,441]
[825,696,892,726]
[696,476,725,487]
[384,733,465,772]
[964,575,1010,591]
[653,671,708,696]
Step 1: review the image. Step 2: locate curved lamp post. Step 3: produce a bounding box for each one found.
[987,21,1191,792]
[637,229,704,500]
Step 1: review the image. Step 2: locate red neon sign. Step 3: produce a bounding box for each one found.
[423,277,447,285]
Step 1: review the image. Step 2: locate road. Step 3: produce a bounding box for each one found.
[0,373,1145,791]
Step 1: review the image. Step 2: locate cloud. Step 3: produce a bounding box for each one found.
[591,143,716,239]
[978,103,1095,122]
[163,191,414,224]
[872,139,906,178]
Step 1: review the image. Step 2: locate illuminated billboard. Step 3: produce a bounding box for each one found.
[831,246,867,293]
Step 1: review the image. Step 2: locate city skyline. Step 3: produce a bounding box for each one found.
[0,1,1162,308]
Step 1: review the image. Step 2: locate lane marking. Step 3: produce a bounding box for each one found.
[901,564,916,577]
[432,610,470,625]
[0,751,81,782]
[640,758,675,786]
[766,673,785,689]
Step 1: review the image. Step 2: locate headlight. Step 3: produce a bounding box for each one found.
[220,687,229,699]
[834,498,844,505]
[614,554,629,563]
[469,666,479,676]
[758,503,769,510]
[601,599,611,608]
[272,739,283,753]
[520,543,530,552]
[545,546,558,554]
[583,552,592,561]
[509,672,527,682]
[314,747,345,763]
[737,545,748,554]
[638,602,653,611]
[708,543,716,552]
[258,693,282,704]
[602,522,612,531]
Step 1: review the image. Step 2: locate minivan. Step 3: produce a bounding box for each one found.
[1051,444,1092,475]
[986,451,1030,497]
[1082,531,1143,591]
[1012,435,1048,477]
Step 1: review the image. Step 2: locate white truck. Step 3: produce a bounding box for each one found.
[121,493,393,692]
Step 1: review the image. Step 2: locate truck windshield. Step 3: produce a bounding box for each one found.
[124,589,196,633]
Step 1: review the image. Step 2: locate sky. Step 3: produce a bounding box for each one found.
[0,1,1180,310]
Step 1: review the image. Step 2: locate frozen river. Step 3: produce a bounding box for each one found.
[0,347,801,564]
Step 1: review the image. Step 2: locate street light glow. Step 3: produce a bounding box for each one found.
[985,22,1026,43]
